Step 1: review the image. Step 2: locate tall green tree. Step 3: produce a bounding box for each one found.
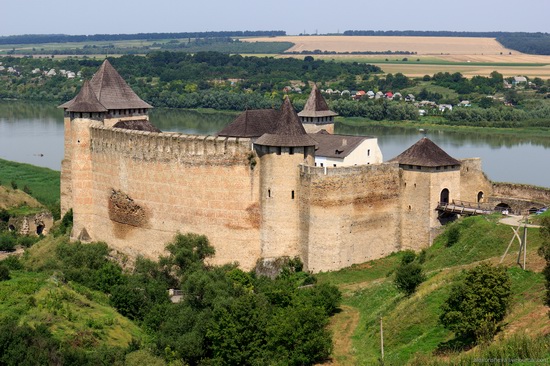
[440,263,511,344]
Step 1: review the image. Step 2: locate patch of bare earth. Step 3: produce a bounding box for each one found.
[320,305,360,366]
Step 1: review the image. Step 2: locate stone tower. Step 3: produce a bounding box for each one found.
[59,59,153,240]
[254,97,317,260]
[298,84,338,134]
[389,138,462,250]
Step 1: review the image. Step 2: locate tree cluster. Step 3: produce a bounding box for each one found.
[1,232,341,365]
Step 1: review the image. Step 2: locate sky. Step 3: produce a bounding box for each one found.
[1,0,549,37]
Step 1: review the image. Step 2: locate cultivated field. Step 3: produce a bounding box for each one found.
[244,35,514,55]
[244,36,550,78]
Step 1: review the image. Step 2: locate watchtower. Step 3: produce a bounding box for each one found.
[298,84,338,134]
[254,97,317,260]
[390,138,462,250]
[58,59,153,240]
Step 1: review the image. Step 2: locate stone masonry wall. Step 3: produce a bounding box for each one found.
[73,126,262,270]
[299,163,402,272]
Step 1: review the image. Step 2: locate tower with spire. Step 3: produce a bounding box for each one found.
[298,84,338,134]
[254,97,317,261]
[59,60,154,237]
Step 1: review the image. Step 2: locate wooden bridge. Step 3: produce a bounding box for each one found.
[437,200,495,216]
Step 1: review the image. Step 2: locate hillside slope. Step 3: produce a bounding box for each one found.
[318,215,550,365]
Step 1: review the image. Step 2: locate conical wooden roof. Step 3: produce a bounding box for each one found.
[255,97,318,147]
[298,84,338,118]
[59,59,152,111]
[389,137,461,167]
[218,109,280,138]
[66,80,107,113]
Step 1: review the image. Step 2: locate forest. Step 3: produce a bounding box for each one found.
[0,31,286,45]
[2,52,550,126]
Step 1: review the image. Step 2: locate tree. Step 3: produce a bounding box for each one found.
[394,261,425,296]
[440,263,511,343]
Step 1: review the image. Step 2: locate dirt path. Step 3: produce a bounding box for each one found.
[0,247,24,260]
[322,305,360,366]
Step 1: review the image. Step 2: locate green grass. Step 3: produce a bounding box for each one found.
[0,158,60,213]
[401,82,460,99]
[319,215,550,365]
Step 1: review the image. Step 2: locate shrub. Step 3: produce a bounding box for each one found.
[0,255,23,270]
[401,250,417,265]
[394,262,425,296]
[446,225,460,247]
[440,263,511,344]
[0,233,16,251]
[10,181,17,190]
[0,265,10,281]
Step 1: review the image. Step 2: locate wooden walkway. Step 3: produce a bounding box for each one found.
[437,200,494,216]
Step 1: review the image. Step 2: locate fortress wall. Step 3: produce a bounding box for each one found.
[300,163,401,272]
[460,158,493,203]
[83,127,261,269]
[492,182,550,204]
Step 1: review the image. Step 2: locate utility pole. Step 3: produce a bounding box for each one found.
[380,317,384,361]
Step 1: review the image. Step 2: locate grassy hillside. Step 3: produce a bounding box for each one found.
[0,237,146,350]
[318,215,550,365]
[0,158,60,217]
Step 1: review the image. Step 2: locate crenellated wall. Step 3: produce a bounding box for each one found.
[66,125,262,270]
[62,119,513,273]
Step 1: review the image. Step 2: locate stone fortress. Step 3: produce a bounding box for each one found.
[59,60,550,272]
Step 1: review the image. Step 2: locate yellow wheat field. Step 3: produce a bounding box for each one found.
[244,36,550,78]
[245,35,514,55]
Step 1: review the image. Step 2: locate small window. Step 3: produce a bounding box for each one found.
[268,189,271,198]
[276,147,281,155]
[416,166,421,170]
[320,163,324,167]
[333,164,337,167]
[436,167,441,170]
[408,165,413,169]
[289,147,294,155]
[367,149,370,156]
[291,191,295,199]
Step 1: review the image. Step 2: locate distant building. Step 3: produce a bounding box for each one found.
[298,84,338,134]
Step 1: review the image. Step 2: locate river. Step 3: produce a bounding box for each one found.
[0,101,549,188]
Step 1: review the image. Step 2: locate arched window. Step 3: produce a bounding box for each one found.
[440,188,450,204]
[477,191,484,203]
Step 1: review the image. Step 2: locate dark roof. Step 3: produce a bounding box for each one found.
[112,120,161,133]
[66,80,108,113]
[298,84,338,118]
[217,109,279,138]
[59,59,152,111]
[389,137,461,167]
[310,131,371,158]
[255,97,318,147]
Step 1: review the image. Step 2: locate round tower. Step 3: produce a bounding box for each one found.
[254,97,317,261]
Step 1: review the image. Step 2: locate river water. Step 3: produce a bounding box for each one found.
[1,101,549,188]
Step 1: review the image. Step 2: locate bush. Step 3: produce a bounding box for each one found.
[0,255,23,270]
[440,263,511,344]
[0,233,16,251]
[0,265,10,281]
[401,250,417,265]
[394,262,425,296]
[446,225,461,247]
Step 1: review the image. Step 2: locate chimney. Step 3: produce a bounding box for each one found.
[342,138,347,147]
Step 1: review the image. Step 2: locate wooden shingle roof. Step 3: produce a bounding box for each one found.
[389,137,461,167]
[298,84,338,118]
[217,109,279,138]
[59,59,152,111]
[66,80,107,113]
[255,97,318,147]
